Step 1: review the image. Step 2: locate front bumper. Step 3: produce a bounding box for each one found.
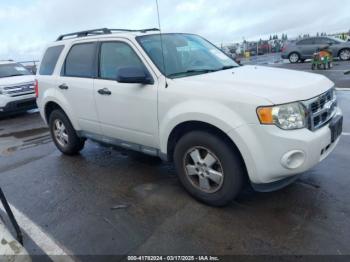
[227,107,342,189]
[0,97,37,114]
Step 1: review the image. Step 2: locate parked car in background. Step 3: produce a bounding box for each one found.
[0,60,36,116]
[282,36,350,63]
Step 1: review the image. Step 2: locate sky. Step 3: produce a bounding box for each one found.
[0,0,349,61]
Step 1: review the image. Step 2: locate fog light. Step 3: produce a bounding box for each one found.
[281,150,305,169]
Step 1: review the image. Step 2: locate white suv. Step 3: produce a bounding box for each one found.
[0,61,36,115]
[36,28,343,206]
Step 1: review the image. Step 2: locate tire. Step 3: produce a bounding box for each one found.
[49,109,85,155]
[339,49,350,61]
[289,52,300,63]
[173,131,244,206]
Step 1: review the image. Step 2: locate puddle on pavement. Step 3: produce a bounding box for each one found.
[133,183,159,198]
[0,127,48,139]
[0,128,51,156]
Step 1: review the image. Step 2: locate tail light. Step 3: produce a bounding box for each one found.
[34,79,39,98]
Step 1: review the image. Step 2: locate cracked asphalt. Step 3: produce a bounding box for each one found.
[0,61,349,259]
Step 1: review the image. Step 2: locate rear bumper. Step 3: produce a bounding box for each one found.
[0,98,37,114]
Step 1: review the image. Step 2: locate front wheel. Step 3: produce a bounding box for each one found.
[49,110,85,155]
[174,131,244,206]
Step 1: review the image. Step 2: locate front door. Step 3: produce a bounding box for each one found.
[93,40,159,148]
[298,38,316,58]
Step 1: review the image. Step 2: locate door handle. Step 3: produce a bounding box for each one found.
[58,84,69,90]
[98,88,112,95]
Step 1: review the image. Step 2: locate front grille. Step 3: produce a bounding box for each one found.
[2,82,35,97]
[303,88,337,131]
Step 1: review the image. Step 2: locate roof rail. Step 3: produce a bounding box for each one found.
[56,28,160,41]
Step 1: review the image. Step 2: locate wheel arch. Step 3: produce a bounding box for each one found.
[43,100,79,130]
[44,101,64,123]
[165,121,248,178]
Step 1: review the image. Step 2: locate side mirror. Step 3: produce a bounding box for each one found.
[116,67,153,85]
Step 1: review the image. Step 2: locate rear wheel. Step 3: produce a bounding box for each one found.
[174,131,244,206]
[339,49,350,61]
[49,110,85,155]
[289,52,300,63]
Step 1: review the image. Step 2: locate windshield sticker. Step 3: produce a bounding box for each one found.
[210,49,229,60]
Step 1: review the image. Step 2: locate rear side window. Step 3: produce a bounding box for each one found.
[314,38,330,45]
[297,39,314,45]
[39,45,64,75]
[64,43,96,78]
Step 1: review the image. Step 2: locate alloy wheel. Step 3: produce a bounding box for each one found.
[183,146,224,193]
[53,119,69,147]
[289,53,299,63]
[340,49,350,60]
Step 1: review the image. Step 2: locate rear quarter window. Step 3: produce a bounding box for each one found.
[39,45,64,75]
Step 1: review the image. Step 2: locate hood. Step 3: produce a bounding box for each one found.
[174,65,334,104]
[0,75,35,87]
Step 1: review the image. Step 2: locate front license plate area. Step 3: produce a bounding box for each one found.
[329,115,343,143]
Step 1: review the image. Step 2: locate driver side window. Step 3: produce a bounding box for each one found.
[99,42,145,80]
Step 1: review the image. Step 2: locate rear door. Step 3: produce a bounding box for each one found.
[314,37,331,50]
[58,41,101,134]
[93,39,159,148]
[297,38,315,58]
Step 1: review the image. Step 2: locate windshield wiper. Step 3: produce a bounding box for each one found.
[168,69,217,78]
[215,65,238,71]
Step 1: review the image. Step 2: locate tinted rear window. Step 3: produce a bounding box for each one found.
[39,45,64,75]
[64,43,96,78]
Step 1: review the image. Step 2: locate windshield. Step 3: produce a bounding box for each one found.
[137,34,239,78]
[0,63,31,78]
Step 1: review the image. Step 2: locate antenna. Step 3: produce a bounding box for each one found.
[155,0,167,83]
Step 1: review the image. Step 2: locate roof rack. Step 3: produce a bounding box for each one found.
[56,28,160,41]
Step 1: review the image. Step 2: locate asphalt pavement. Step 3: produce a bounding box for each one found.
[0,61,349,259]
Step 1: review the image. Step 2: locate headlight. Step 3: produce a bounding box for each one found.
[257,102,306,130]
